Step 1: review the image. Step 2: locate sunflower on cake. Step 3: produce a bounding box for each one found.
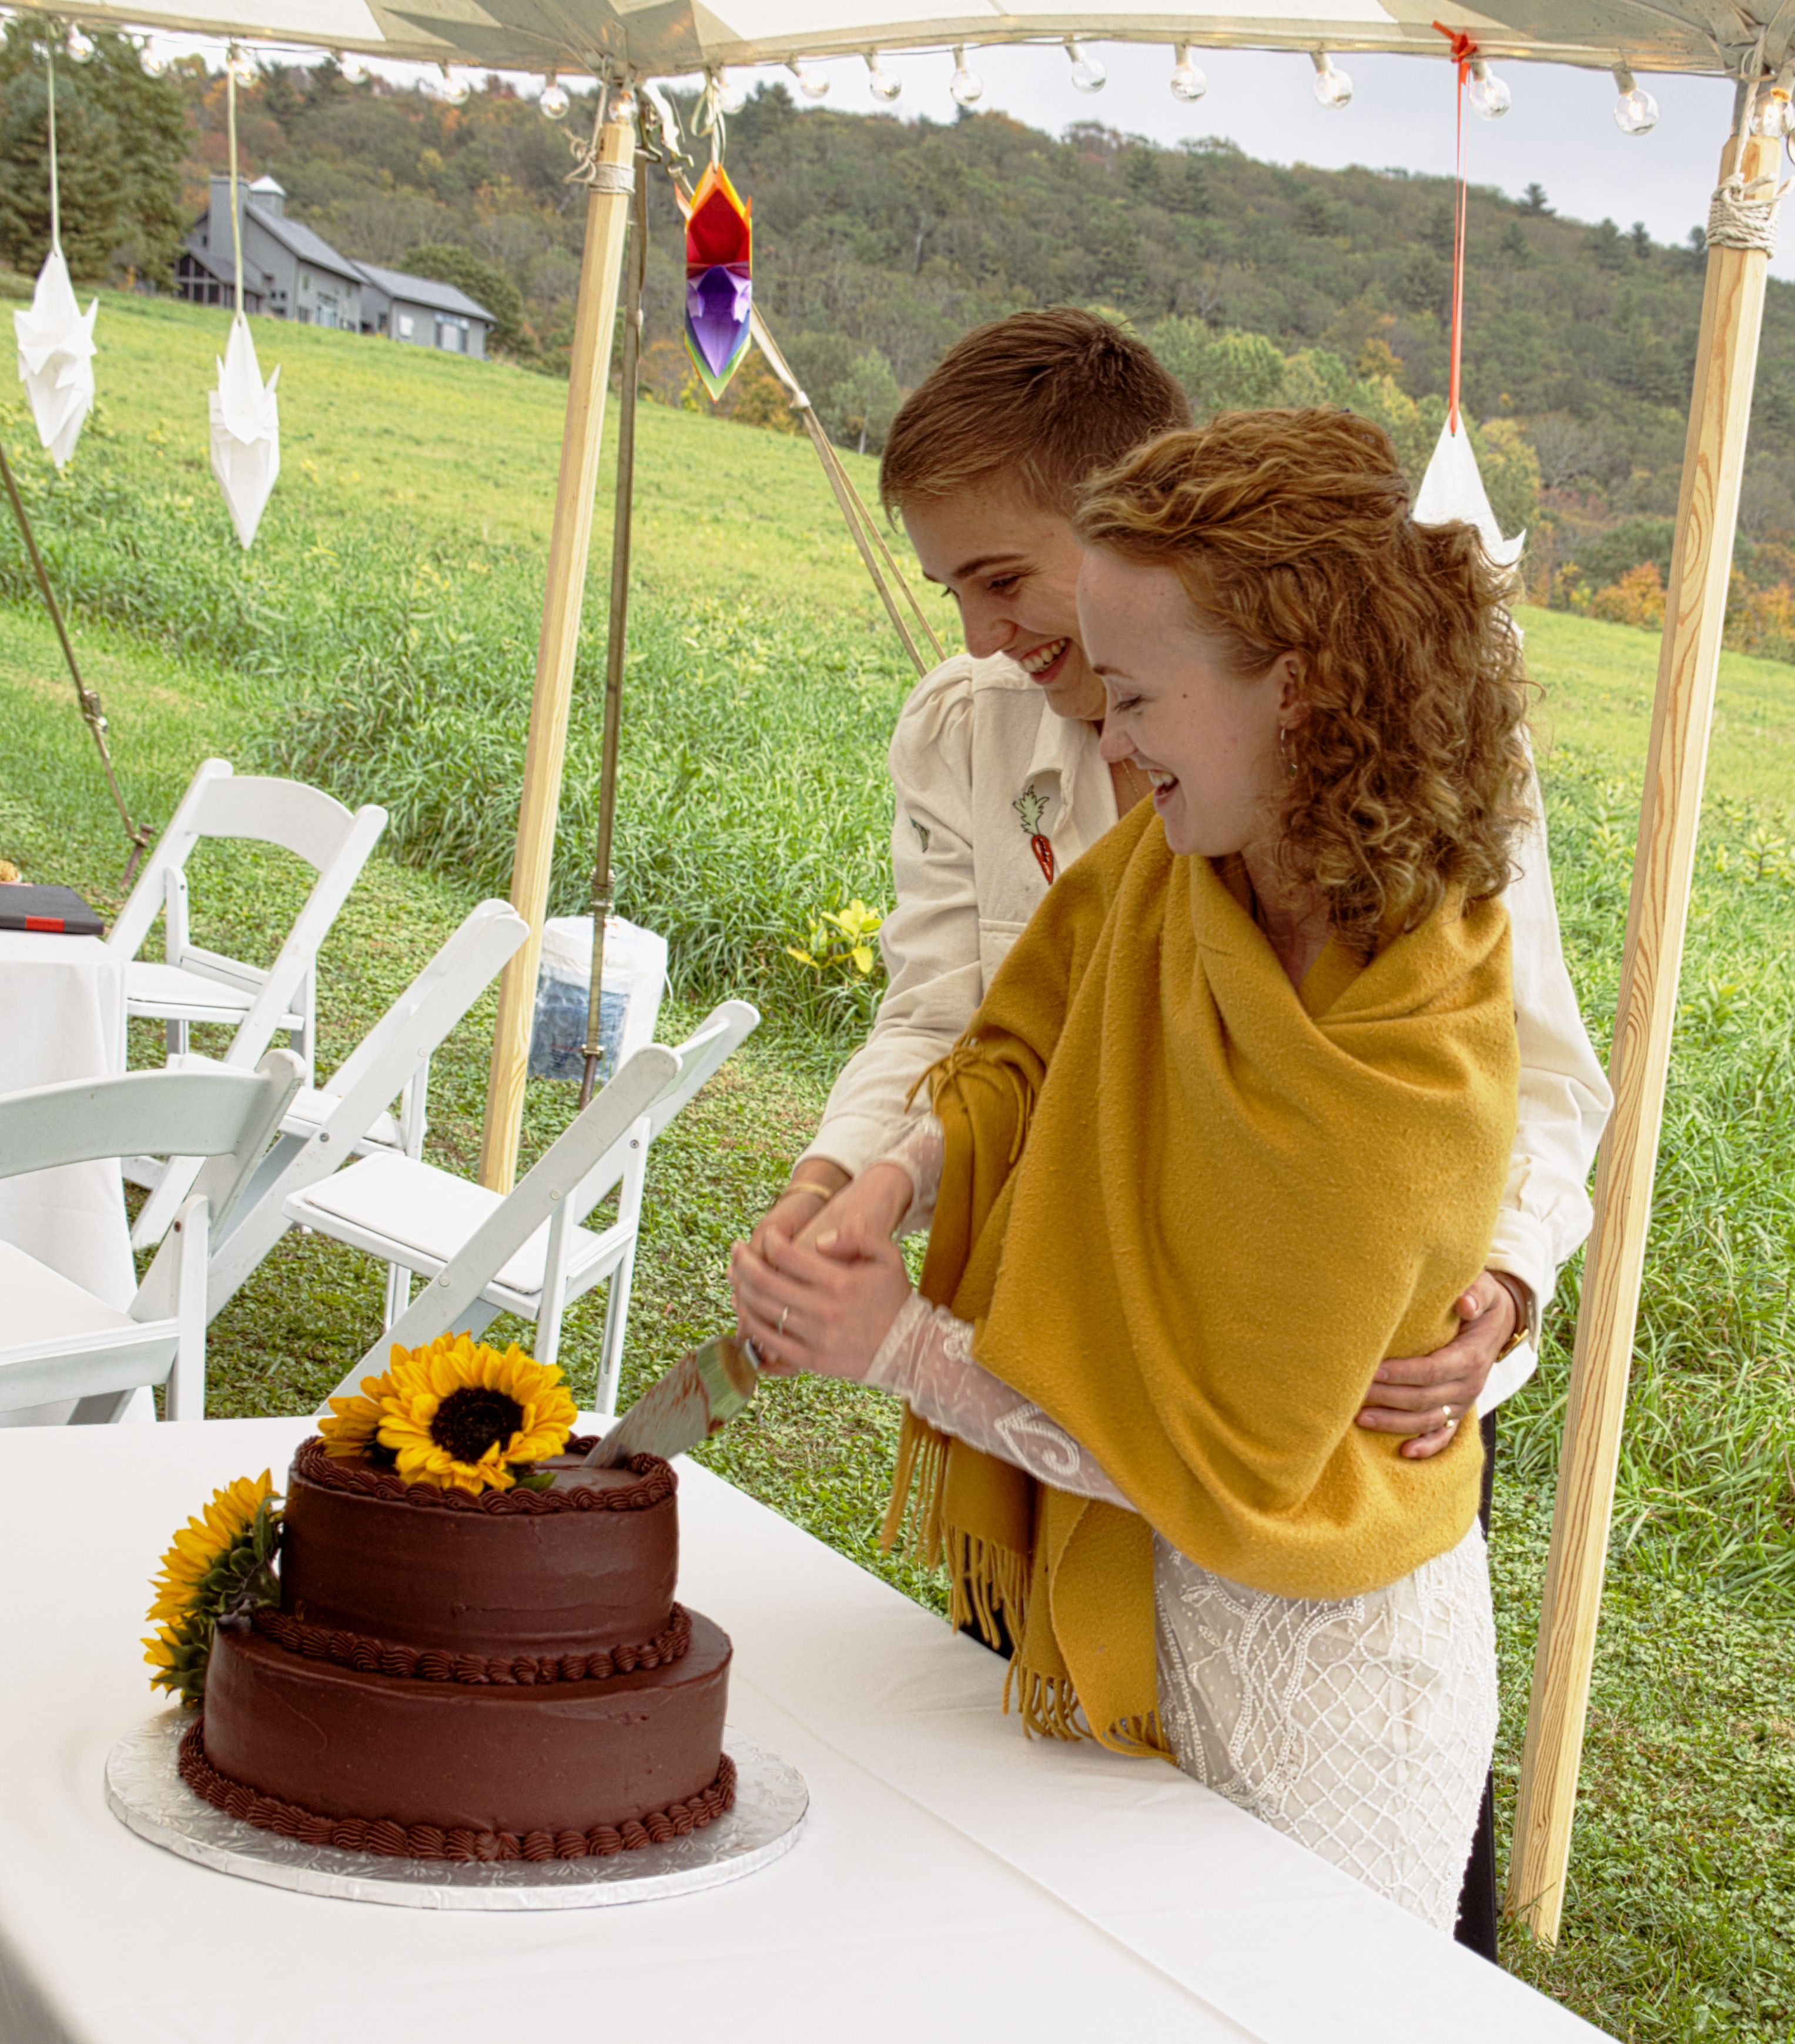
[145,1333,735,1864]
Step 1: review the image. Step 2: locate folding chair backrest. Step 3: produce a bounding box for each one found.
[109,757,234,963]
[0,1053,302,1236]
[212,804,389,1071]
[564,1001,762,1226]
[208,904,529,1300]
[319,1045,681,1407]
[324,901,528,1108]
[181,773,363,869]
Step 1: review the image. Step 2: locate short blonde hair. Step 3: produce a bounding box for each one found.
[1076,409,1535,949]
[880,309,1191,517]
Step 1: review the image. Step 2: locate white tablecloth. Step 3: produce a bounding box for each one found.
[0,1418,1609,2044]
[0,931,143,1427]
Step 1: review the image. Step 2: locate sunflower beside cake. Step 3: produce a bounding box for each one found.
[145,1334,736,1865]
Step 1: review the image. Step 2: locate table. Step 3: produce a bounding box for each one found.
[0,1419,1609,2044]
[0,930,143,1427]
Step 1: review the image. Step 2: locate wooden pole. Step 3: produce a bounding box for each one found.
[1505,108,1777,1946]
[478,115,635,1191]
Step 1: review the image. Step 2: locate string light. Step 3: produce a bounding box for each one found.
[865,52,902,103]
[337,50,369,85]
[1310,50,1352,109]
[225,44,257,88]
[1611,63,1657,135]
[709,67,747,115]
[1064,39,1107,95]
[789,59,830,99]
[65,26,95,63]
[1169,45,1207,104]
[437,63,470,105]
[139,39,168,79]
[1750,63,1795,138]
[1466,58,1511,119]
[950,45,983,107]
[607,82,638,126]
[539,75,570,121]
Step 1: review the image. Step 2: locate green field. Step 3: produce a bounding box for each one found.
[3,293,1792,2040]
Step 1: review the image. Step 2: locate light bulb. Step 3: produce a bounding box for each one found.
[66,27,95,63]
[1468,62,1511,119]
[139,40,168,79]
[1311,51,1352,109]
[1065,40,1106,95]
[1751,91,1791,139]
[789,60,829,100]
[607,83,637,126]
[226,45,257,88]
[338,50,368,85]
[950,46,983,107]
[1169,46,1207,103]
[1611,65,1657,135]
[865,53,902,103]
[438,64,470,105]
[712,68,746,115]
[539,76,570,121]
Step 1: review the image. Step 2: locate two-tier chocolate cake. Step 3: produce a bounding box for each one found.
[180,1439,735,1863]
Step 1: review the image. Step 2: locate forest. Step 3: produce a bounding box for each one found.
[8,28,1795,655]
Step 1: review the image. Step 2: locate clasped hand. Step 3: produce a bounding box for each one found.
[730,1167,915,1381]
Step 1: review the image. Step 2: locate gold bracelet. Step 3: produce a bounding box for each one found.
[1491,1273,1532,1360]
[783,1179,836,1205]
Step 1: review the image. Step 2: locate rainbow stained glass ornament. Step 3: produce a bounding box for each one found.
[684,162,753,402]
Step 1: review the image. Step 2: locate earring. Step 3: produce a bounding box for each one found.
[1278,725,1298,778]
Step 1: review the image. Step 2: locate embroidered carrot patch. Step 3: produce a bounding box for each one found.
[1014,783,1054,884]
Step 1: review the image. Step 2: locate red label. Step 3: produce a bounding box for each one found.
[24,915,66,932]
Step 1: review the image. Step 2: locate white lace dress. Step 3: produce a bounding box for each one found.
[866,1118,1498,1935]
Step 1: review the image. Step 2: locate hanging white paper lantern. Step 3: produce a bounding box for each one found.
[209,315,281,550]
[14,247,98,470]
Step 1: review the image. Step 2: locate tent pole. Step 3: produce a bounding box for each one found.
[479,111,635,1192]
[1505,102,1777,1947]
[577,153,648,1112]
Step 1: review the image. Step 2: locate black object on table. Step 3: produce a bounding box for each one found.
[0,884,105,938]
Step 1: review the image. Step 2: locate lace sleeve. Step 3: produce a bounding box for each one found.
[866,1113,945,1237]
[864,1293,1133,1508]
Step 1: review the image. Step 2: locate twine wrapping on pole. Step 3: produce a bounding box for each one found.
[1707,170,1789,251]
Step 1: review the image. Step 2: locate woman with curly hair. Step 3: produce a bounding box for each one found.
[731,409,1532,1929]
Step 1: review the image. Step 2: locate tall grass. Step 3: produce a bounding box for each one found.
[0,424,912,1037]
[4,425,1793,1603]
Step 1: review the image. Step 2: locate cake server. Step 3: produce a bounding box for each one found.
[583,1335,762,1468]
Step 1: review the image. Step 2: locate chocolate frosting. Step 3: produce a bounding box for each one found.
[180,1718,736,1863]
[280,1441,678,1660]
[202,1611,734,1837]
[251,1601,694,1686]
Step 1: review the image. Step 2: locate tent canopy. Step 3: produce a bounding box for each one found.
[9,2,1789,82]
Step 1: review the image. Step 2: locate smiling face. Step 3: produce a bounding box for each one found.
[1079,547,1298,862]
[902,480,1106,721]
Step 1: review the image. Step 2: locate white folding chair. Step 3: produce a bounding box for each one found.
[299,1001,758,1416]
[0,1053,302,1423]
[113,758,387,1247]
[202,899,530,1324]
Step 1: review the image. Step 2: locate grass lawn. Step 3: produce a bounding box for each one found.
[2,300,1792,2039]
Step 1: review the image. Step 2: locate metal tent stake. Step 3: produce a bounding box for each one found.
[577,153,649,1112]
[1505,106,1780,1946]
[479,108,637,1190]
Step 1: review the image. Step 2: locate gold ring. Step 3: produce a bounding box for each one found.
[1442,1404,1454,1425]
[778,1306,790,1336]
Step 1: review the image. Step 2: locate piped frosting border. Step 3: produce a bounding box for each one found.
[294,1436,674,1514]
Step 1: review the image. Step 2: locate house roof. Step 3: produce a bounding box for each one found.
[246,203,363,285]
[180,241,256,295]
[353,261,494,324]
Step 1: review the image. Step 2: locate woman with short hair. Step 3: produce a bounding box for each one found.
[732,410,1534,1929]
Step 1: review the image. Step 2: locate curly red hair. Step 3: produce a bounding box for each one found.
[1074,408,1535,948]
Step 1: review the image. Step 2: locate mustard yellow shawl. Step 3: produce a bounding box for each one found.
[885,801,1517,1755]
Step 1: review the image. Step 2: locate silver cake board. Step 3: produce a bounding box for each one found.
[106,1712,808,1912]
